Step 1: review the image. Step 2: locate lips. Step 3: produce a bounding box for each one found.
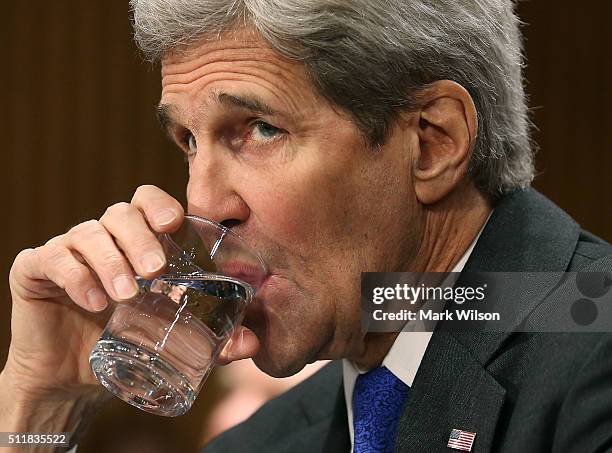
[217,261,268,291]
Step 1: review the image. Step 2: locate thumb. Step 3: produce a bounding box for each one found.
[217,326,260,365]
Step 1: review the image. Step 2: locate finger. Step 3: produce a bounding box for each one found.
[217,326,260,365]
[100,202,166,279]
[31,244,109,312]
[131,185,184,233]
[66,220,139,301]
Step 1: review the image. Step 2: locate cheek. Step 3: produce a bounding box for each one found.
[240,151,405,257]
[242,177,319,246]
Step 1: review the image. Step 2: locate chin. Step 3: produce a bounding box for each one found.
[251,348,307,378]
[249,318,327,377]
[245,278,336,377]
[242,309,304,377]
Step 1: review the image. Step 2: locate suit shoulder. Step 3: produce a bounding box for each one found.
[200,361,343,452]
[568,229,612,271]
[251,359,343,410]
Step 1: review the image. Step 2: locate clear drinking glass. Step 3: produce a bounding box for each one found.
[89,215,267,417]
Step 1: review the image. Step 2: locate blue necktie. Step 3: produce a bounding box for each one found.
[352,366,410,453]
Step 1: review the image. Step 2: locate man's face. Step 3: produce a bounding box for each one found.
[159,28,422,376]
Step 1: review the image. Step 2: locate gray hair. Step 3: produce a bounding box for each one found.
[131,0,535,198]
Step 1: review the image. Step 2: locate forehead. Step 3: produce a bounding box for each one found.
[159,27,321,125]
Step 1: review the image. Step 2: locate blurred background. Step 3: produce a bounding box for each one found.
[1,1,610,452]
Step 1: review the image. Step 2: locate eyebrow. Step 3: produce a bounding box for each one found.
[156,92,284,136]
[156,104,176,135]
[217,92,280,117]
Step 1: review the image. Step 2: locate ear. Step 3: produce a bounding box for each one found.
[411,80,478,205]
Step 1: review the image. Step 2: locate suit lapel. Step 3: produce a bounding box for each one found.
[396,331,506,452]
[293,388,350,453]
[292,361,350,453]
[396,189,581,452]
[455,188,580,365]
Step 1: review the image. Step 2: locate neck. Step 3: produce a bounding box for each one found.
[351,184,492,369]
[411,184,492,273]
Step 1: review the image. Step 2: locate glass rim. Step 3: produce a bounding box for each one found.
[172,214,268,280]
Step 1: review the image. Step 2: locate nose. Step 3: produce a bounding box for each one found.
[186,151,250,228]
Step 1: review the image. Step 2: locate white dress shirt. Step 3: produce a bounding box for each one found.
[342,220,488,452]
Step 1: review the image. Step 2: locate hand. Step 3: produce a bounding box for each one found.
[217,326,261,365]
[3,185,184,404]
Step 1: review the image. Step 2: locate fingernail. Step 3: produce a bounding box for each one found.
[86,287,108,312]
[141,251,166,273]
[113,275,138,300]
[154,209,177,226]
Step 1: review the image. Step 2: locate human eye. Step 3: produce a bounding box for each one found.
[176,130,197,162]
[242,120,286,147]
[187,132,197,153]
[230,120,286,154]
[250,121,282,142]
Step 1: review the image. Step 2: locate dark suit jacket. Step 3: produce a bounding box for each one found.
[201,189,612,453]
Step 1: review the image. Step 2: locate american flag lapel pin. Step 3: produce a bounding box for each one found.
[447,428,476,452]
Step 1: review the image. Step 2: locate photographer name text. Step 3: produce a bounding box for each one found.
[372,308,500,321]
